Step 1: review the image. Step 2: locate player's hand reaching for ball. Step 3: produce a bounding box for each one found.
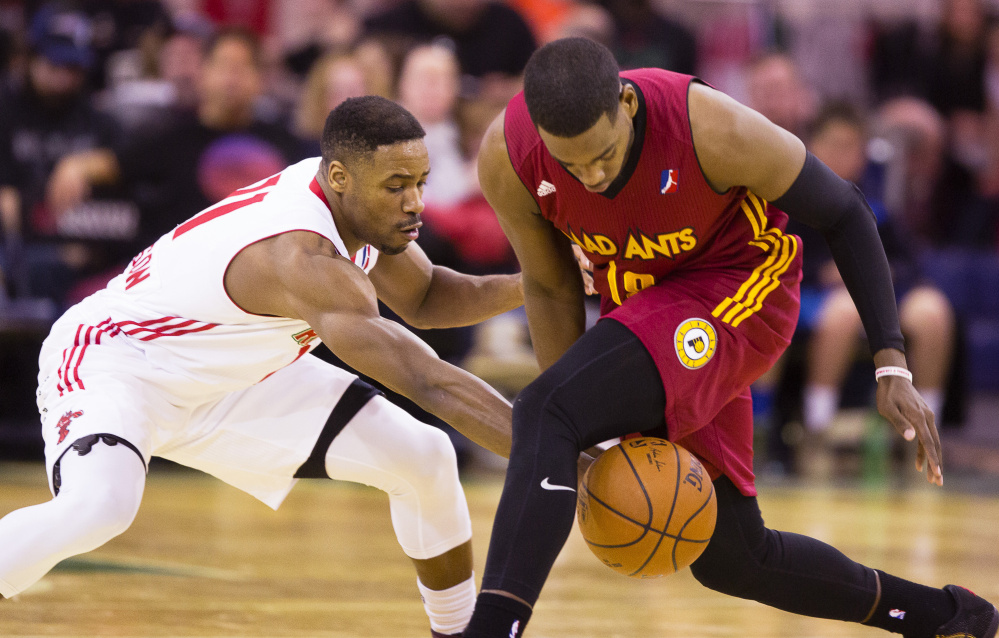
[873,349,942,486]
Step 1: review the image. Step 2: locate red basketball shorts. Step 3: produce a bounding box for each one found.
[602,249,802,496]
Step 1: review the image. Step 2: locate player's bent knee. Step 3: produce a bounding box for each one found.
[391,424,460,496]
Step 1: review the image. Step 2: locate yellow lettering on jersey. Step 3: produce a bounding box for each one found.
[624,234,651,260]
[592,234,617,255]
[607,260,622,305]
[623,271,656,298]
[563,227,584,248]
[679,227,697,251]
[565,227,617,256]
[624,228,698,261]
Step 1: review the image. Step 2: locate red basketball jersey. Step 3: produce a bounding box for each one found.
[505,69,804,495]
[504,68,796,327]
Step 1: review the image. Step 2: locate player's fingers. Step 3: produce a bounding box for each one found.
[916,440,926,473]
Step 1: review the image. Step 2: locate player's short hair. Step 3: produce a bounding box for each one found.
[523,37,621,138]
[320,96,426,168]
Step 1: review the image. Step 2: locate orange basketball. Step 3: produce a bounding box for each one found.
[576,437,717,578]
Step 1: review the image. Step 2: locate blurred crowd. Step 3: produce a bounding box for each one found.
[1,0,998,473]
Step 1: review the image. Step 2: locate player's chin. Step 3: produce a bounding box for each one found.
[379,241,411,256]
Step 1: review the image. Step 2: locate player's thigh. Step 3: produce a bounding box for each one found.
[517,317,667,448]
[604,271,797,443]
[167,355,361,508]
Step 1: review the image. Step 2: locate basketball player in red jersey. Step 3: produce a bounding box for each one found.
[462,38,997,638]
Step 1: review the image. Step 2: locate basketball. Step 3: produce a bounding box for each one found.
[576,437,717,579]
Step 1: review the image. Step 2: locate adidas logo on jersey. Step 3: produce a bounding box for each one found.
[537,180,556,197]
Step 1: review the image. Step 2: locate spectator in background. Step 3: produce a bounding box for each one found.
[599,0,696,73]
[363,0,536,99]
[293,52,369,151]
[877,96,985,247]
[397,43,475,208]
[872,0,990,116]
[117,27,306,247]
[744,51,817,139]
[788,103,955,474]
[0,2,122,305]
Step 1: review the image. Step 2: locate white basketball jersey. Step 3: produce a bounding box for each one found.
[54,158,378,403]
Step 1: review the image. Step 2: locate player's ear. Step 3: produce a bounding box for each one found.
[621,84,639,119]
[328,161,348,193]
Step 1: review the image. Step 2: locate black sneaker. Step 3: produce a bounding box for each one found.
[936,585,999,638]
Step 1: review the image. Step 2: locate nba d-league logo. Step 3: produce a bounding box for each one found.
[674,318,717,369]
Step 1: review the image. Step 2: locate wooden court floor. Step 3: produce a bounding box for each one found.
[2,461,999,638]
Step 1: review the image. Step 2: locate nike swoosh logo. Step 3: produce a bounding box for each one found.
[540,477,576,492]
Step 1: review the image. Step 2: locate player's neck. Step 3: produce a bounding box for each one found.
[316,174,364,256]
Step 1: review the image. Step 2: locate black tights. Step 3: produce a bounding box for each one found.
[481,318,878,619]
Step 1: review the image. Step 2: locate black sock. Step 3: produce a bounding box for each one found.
[463,592,532,638]
[862,571,956,638]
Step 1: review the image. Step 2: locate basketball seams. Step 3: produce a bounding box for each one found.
[671,476,716,570]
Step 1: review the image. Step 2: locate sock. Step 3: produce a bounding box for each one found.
[917,388,943,422]
[418,574,477,635]
[862,570,956,638]
[462,592,532,638]
[803,384,839,432]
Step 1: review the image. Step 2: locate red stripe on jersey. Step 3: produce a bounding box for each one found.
[309,177,331,211]
[62,325,84,392]
[115,317,219,340]
[72,326,93,390]
[173,192,268,239]
[229,173,280,197]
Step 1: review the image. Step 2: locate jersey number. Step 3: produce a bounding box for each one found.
[172,173,281,239]
[608,261,656,304]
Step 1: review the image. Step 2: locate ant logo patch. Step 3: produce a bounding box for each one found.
[674,318,716,369]
[55,410,84,444]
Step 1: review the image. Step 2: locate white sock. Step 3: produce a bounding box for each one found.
[803,384,839,432]
[918,388,944,420]
[418,573,477,635]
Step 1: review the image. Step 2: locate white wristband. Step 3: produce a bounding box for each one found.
[875,366,913,383]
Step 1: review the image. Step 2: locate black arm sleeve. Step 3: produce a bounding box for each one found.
[771,152,905,354]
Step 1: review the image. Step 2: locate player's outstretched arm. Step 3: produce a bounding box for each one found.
[478,111,586,371]
[226,231,512,457]
[688,82,942,485]
[368,241,523,329]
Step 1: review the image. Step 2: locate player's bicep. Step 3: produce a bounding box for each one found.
[689,82,806,200]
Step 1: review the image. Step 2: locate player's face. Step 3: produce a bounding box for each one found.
[340,140,429,256]
[538,85,639,193]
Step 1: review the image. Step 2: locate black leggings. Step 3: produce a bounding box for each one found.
[481,318,878,620]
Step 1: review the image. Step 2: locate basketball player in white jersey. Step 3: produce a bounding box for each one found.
[0,96,521,638]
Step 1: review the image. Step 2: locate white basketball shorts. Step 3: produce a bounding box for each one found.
[37,318,363,510]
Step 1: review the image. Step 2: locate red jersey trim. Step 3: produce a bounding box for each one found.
[310,177,332,211]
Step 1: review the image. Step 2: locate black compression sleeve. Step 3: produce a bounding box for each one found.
[771,152,905,354]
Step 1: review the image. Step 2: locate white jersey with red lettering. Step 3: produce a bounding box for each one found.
[42,157,377,404]
[34,157,385,507]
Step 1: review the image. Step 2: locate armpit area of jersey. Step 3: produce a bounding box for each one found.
[772,152,905,354]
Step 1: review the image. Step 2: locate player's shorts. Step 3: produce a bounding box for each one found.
[36,318,364,510]
[603,248,803,497]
